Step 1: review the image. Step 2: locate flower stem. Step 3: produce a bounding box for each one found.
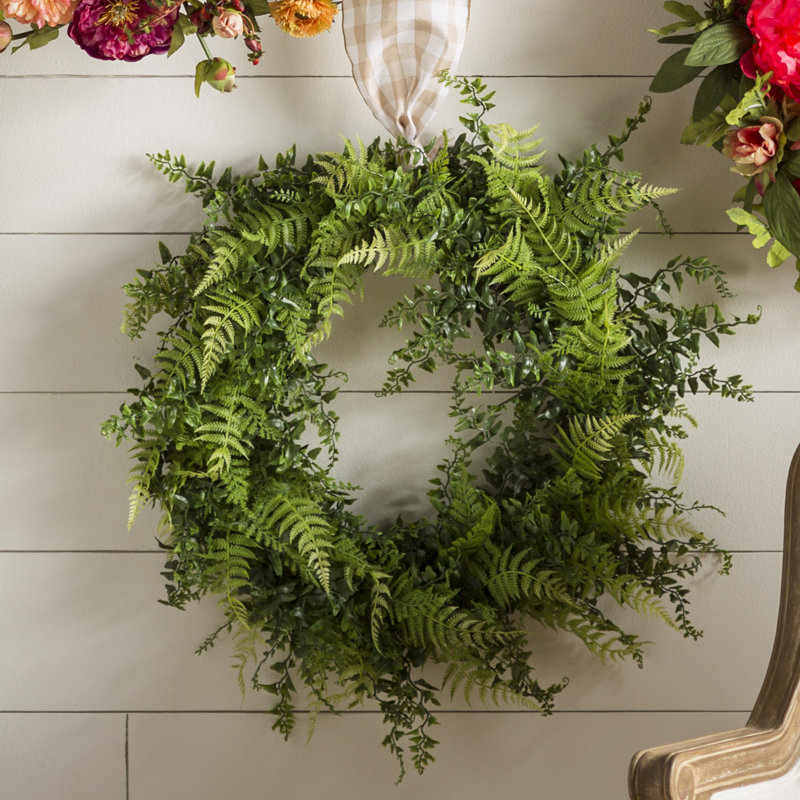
[198,32,213,61]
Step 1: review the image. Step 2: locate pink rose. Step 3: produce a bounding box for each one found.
[0,21,12,52]
[212,9,243,38]
[722,116,784,176]
[743,0,800,100]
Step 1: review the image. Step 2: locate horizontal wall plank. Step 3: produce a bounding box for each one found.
[0,713,125,800]
[127,710,748,800]
[2,228,786,393]
[316,235,794,395]
[679,392,800,554]
[0,394,158,550]
[625,233,796,394]
[332,392,800,554]
[1,392,796,552]
[0,551,782,713]
[0,78,739,234]
[0,553,248,711]
[0,1,665,78]
[0,235,185,392]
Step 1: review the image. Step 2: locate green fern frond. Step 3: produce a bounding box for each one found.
[315,137,381,198]
[643,431,686,484]
[605,573,678,631]
[272,294,314,358]
[595,230,639,272]
[257,491,336,594]
[338,226,437,279]
[442,661,548,711]
[394,586,513,654]
[634,505,706,544]
[559,614,644,664]
[125,434,163,529]
[564,170,677,229]
[194,401,252,476]
[554,414,635,481]
[154,327,204,391]
[480,123,546,199]
[370,574,393,652]
[489,123,545,170]
[541,255,618,322]
[512,187,582,277]
[474,219,544,289]
[472,544,579,610]
[200,290,263,389]
[236,203,312,253]
[556,305,634,381]
[474,190,584,309]
[231,622,263,699]
[215,455,252,508]
[206,532,258,629]
[477,545,541,607]
[443,474,499,556]
[193,230,259,296]
[305,255,363,341]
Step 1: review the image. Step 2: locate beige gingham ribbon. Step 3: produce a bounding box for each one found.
[342,0,471,150]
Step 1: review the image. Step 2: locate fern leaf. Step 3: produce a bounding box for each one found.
[199,289,263,390]
[154,327,204,391]
[394,587,514,654]
[554,414,635,481]
[338,226,437,279]
[258,492,336,594]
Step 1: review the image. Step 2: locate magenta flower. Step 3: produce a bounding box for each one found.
[742,0,800,100]
[68,0,178,61]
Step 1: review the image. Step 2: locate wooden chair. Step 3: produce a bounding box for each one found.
[628,444,800,800]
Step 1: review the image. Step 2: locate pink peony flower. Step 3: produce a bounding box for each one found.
[1,0,77,27]
[68,0,178,61]
[212,9,243,38]
[0,21,12,51]
[742,0,800,100]
[722,116,784,177]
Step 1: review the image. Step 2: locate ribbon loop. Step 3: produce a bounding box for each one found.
[343,0,471,150]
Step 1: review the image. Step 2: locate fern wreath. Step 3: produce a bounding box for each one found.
[103,80,756,777]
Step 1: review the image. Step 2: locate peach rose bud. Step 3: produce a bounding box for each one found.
[212,10,244,38]
[722,116,784,177]
[194,57,237,96]
[0,21,13,53]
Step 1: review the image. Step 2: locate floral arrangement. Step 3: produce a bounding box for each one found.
[102,78,757,777]
[651,0,800,288]
[0,0,338,94]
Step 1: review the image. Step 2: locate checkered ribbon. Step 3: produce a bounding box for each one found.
[342,0,471,150]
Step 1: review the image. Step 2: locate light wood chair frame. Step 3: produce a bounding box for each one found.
[628,444,800,800]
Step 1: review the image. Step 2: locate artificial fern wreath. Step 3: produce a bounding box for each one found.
[103,78,757,776]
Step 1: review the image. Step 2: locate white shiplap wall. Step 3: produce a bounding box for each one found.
[2,2,797,797]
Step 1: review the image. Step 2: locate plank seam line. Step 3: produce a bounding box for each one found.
[0,708,753,715]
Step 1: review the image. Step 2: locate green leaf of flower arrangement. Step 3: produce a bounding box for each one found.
[763,172,800,260]
[684,20,752,66]
[650,48,705,93]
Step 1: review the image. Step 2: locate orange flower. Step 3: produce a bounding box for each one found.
[1,0,77,27]
[269,0,337,38]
